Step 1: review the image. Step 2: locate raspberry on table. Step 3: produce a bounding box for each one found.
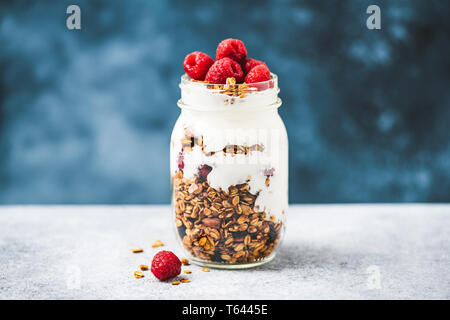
[244,64,271,84]
[216,38,247,64]
[183,51,214,81]
[151,250,182,281]
[205,57,244,84]
[243,58,266,74]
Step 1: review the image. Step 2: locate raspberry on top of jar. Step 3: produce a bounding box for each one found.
[183,38,273,94]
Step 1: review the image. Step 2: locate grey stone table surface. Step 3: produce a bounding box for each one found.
[0,204,449,300]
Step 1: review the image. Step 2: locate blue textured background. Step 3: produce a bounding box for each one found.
[0,0,449,204]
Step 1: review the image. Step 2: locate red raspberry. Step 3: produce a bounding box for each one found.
[151,250,182,281]
[244,64,271,83]
[216,38,247,64]
[243,58,266,74]
[183,51,214,81]
[205,57,244,84]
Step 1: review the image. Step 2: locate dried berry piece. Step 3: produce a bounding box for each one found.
[216,38,247,64]
[267,224,278,244]
[177,151,184,171]
[243,58,266,74]
[183,51,214,81]
[198,164,212,182]
[205,57,244,84]
[264,168,275,177]
[151,250,182,281]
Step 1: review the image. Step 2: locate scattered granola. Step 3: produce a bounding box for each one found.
[134,271,145,279]
[172,280,181,285]
[201,268,210,272]
[131,248,144,253]
[181,258,190,266]
[152,239,164,248]
[183,270,192,274]
[139,265,149,271]
[180,279,191,283]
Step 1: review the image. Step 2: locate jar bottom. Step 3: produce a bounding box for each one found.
[188,252,276,269]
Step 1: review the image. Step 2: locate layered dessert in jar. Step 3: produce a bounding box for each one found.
[171,39,288,268]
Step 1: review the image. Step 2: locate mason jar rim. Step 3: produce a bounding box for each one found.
[180,72,278,88]
[178,72,281,112]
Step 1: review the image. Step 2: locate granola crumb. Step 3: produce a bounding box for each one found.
[131,248,143,253]
[180,279,191,283]
[172,280,181,285]
[152,239,164,248]
[134,271,145,279]
[183,270,192,274]
[181,258,190,266]
[201,267,210,272]
[139,264,148,271]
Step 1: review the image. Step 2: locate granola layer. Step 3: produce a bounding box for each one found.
[173,170,283,264]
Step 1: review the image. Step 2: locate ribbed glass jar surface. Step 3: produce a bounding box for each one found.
[170,74,288,269]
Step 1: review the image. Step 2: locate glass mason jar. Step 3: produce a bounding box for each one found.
[171,73,288,269]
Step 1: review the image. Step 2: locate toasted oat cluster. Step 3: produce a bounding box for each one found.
[180,129,263,157]
[173,170,282,264]
[194,77,258,98]
[208,77,257,98]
